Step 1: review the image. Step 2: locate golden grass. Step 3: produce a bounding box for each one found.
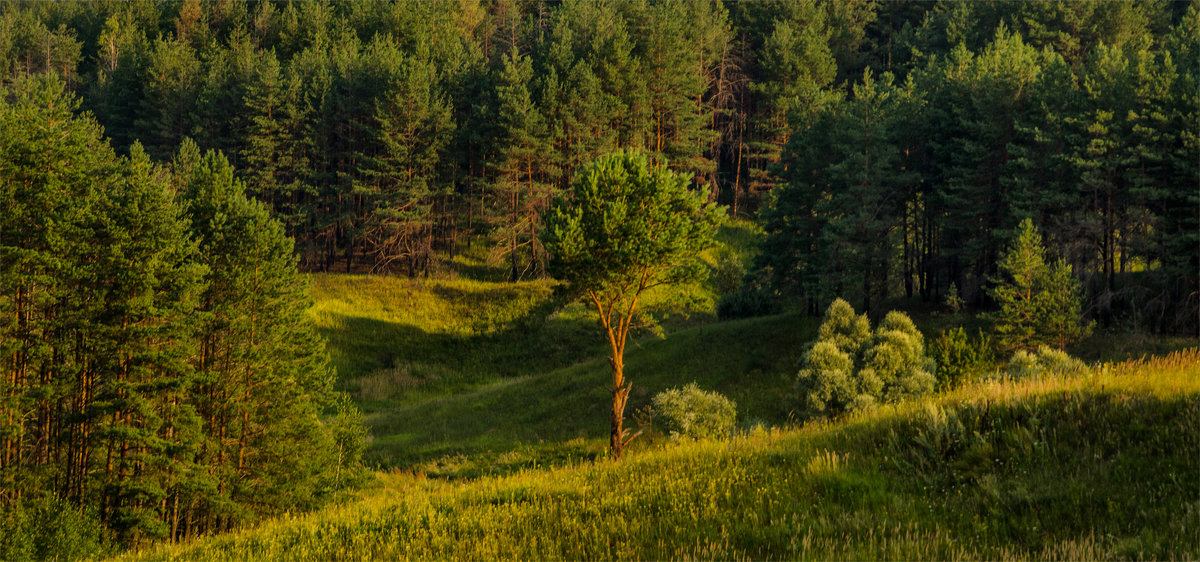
[126,349,1200,561]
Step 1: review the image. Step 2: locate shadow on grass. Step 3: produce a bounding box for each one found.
[359,312,820,471]
[321,302,603,412]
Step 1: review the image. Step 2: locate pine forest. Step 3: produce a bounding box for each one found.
[0,1,1197,559]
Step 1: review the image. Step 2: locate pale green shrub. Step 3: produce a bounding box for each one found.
[652,383,737,440]
[1006,346,1088,379]
[861,312,937,402]
[794,299,935,419]
[817,298,872,357]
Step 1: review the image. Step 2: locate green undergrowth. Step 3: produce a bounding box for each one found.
[129,350,1200,561]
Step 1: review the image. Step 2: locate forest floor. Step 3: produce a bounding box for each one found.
[126,220,1198,559]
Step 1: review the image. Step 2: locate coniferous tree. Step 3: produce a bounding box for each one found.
[487,48,555,281]
[2,75,208,547]
[173,141,361,532]
[1,73,117,513]
[1153,6,1200,334]
[137,35,201,160]
[542,151,723,459]
[761,69,913,312]
[89,9,151,153]
[357,42,454,275]
[536,3,619,190]
[745,2,837,197]
[627,0,721,180]
[921,28,1047,302]
[1071,39,1161,320]
[988,219,1090,351]
[87,142,207,544]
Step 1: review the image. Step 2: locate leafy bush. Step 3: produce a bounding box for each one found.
[816,299,873,357]
[861,312,937,397]
[0,494,109,560]
[794,341,857,415]
[1006,346,1088,379]
[652,383,737,440]
[794,299,934,419]
[930,327,994,389]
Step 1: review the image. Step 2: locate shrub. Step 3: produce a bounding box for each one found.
[861,312,937,401]
[816,298,872,357]
[1006,346,1088,379]
[0,494,109,560]
[794,299,935,419]
[1006,349,1040,379]
[652,383,737,440]
[795,341,858,415]
[930,327,994,389]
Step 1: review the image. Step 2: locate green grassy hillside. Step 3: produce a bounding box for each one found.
[311,222,762,400]
[308,220,1195,476]
[310,222,778,471]
[131,350,1200,560]
[198,219,1200,561]
[363,311,816,471]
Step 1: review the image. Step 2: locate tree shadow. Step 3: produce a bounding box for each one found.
[318,290,602,413]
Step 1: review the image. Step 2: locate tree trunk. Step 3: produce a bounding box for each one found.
[608,356,631,460]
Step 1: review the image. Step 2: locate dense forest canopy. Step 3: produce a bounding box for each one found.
[0,0,1195,335]
[0,73,363,555]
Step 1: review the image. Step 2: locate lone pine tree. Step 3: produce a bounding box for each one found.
[542,151,723,459]
[988,218,1090,351]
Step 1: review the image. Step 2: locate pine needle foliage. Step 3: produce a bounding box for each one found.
[542,150,724,458]
[987,218,1091,351]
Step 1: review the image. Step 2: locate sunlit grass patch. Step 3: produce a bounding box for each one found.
[131,350,1199,561]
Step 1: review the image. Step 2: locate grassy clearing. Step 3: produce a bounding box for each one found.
[310,221,775,468]
[310,273,598,406]
[311,221,759,400]
[364,311,817,471]
[311,219,1194,473]
[276,218,1197,560]
[130,350,1200,561]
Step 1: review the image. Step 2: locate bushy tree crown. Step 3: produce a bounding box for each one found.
[794,299,935,419]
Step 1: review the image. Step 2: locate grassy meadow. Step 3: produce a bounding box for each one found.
[118,219,1199,560]
[131,350,1200,560]
[309,222,788,471]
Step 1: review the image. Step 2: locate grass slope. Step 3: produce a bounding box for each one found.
[311,222,762,403]
[309,218,1195,474]
[310,222,777,470]
[364,311,816,470]
[132,350,1200,561]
